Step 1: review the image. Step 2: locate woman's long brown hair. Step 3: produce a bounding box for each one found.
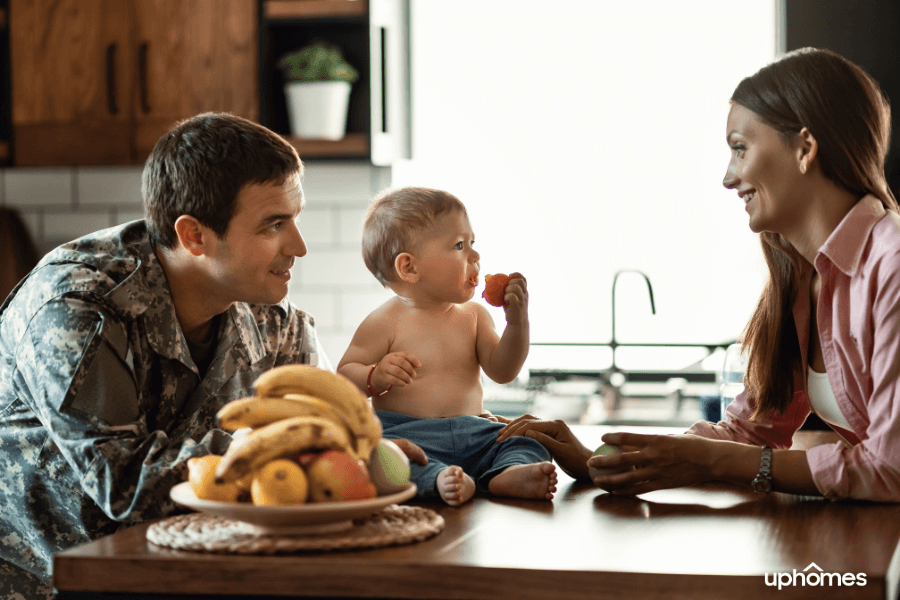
[731,48,898,419]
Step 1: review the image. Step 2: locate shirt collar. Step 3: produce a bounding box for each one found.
[139,237,271,368]
[817,195,886,276]
[222,300,270,365]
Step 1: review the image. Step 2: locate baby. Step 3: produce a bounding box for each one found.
[338,187,557,505]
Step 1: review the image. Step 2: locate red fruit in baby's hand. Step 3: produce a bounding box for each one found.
[482,273,511,307]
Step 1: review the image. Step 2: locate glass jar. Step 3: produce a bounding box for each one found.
[720,343,748,418]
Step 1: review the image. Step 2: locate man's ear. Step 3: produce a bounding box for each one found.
[796,126,818,174]
[173,215,206,256]
[395,252,419,283]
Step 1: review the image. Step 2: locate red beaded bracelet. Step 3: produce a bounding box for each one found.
[367,363,392,397]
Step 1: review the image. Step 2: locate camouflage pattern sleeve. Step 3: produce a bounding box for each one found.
[17,295,233,521]
[0,293,233,585]
[260,297,322,370]
[0,220,327,594]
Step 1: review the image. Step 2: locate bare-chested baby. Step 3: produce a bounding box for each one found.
[337,187,557,505]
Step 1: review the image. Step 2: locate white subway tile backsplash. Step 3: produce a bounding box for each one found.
[78,167,144,207]
[44,211,113,243]
[298,208,334,247]
[315,331,354,368]
[4,168,73,207]
[15,211,41,245]
[338,207,367,246]
[302,161,376,203]
[340,289,394,332]
[287,289,337,332]
[115,210,145,226]
[298,249,375,288]
[371,166,392,195]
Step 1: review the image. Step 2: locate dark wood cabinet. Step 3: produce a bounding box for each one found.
[0,0,11,164]
[9,0,258,166]
[10,0,133,165]
[4,0,408,167]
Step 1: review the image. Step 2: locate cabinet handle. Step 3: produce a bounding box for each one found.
[379,27,388,134]
[106,43,118,115]
[139,42,150,114]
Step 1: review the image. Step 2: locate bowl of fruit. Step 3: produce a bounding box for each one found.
[171,365,416,536]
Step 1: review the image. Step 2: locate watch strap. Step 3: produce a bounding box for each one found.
[752,445,773,493]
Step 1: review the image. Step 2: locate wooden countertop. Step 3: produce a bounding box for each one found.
[53,427,900,600]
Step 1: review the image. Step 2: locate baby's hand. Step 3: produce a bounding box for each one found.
[502,272,529,325]
[372,351,421,393]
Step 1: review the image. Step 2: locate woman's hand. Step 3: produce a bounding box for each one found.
[589,432,718,495]
[496,415,592,479]
[479,409,513,423]
[389,438,428,466]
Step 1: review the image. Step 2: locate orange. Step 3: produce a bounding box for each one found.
[250,459,309,506]
[482,273,511,307]
[187,455,242,502]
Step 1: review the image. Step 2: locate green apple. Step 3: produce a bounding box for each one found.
[588,443,630,484]
[368,439,411,495]
[305,450,377,502]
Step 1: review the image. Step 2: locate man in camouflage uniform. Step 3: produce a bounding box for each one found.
[0,113,322,599]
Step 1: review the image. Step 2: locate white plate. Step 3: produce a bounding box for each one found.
[170,481,417,536]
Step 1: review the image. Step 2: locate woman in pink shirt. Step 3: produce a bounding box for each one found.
[498,48,900,502]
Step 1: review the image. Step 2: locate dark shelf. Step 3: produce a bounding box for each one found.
[264,0,367,20]
[260,1,371,159]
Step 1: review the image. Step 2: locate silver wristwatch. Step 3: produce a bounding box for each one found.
[751,445,773,493]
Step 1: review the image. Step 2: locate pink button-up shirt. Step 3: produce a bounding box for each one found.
[689,195,900,502]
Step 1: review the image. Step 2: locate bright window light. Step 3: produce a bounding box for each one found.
[393,0,778,373]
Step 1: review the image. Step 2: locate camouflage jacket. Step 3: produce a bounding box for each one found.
[0,220,320,587]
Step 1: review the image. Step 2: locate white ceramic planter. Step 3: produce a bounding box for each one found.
[283,81,351,140]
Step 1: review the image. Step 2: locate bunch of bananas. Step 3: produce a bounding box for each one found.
[213,364,382,486]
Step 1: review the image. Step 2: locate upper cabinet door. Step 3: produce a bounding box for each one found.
[369,0,410,166]
[10,0,135,165]
[131,0,258,160]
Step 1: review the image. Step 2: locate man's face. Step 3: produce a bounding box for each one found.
[202,176,307,306]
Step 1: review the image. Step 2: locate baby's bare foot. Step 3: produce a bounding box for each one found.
[488,462,558,500]
[437,465,476,506]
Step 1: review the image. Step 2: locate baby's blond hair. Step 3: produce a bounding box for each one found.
[362,187,468,286]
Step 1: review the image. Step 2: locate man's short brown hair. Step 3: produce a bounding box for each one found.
[362,187,468,286]
[142,112,303,250]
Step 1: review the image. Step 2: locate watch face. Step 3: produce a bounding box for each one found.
[752,477,772,493]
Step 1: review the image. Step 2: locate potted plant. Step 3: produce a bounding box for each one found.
[278,43,360,140]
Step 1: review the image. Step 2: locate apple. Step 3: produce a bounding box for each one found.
[305,450,377,502]
[368,439,411,495]
[588,443,631,490]
[296,452,319,468]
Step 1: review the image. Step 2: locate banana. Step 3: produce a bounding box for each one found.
[215,415,354,484]
[253,365,382,462]
[216,394,343,432]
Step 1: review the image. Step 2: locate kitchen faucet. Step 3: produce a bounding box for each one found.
[610,269,656,372]
[598,270,656,415]
[529,269,732,424]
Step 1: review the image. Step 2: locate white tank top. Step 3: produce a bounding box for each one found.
[807,367,852,431]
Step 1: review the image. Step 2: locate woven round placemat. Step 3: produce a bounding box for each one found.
[146,504,444,554]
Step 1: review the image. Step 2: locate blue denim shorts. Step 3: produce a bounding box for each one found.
[376,410,551,498]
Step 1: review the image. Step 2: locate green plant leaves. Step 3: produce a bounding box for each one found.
[278,44,359,84]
